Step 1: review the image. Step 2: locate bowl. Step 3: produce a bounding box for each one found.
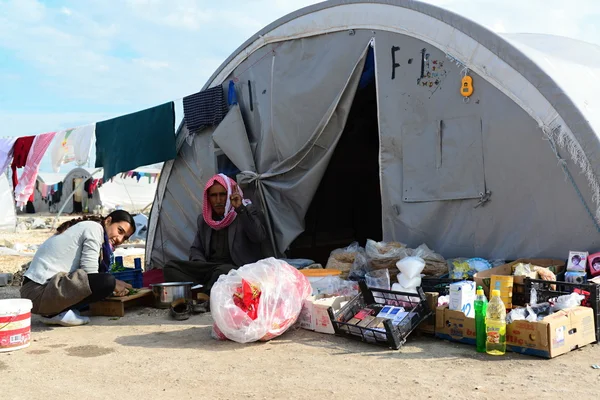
[149,282,194,309]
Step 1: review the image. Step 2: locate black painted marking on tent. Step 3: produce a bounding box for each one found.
[408,58,413,64]
[420,48,426,79]
[391,46,401,80]
[248,80,254,111]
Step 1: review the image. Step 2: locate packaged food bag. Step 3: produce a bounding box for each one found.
[326,242,368,279]
[211,258,312,343]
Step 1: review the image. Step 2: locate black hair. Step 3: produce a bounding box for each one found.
[572,255,582,262]
[55,210,136,236]
[592,257,600,266]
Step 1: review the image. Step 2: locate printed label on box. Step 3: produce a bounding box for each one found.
[553,326,565,348]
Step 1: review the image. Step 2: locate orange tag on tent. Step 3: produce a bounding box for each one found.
[461,75,474,97]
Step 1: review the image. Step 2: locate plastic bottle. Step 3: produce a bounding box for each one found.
[474,286,488,353]
[486,282,506,355]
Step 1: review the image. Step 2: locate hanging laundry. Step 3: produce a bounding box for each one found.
[40,183,48,199]
[183,86,229,132]
[95,102,176,181]
[88,179,101,194]
[49,124,95,172]
[11,135,35,189]
[0,137,17,175]
[14,132,57,208]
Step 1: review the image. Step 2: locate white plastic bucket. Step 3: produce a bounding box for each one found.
[0,299,33,353]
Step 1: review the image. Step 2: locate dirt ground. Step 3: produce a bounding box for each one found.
[1,223,600,399]
[0,289,599,400]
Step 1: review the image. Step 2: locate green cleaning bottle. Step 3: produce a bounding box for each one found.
[474,286,488,353]
[486,282,506,355]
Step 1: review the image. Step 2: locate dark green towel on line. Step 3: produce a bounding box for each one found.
[95,102,176,181]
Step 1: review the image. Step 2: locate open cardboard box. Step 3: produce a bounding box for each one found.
[417,292,440,334]
[299,295,352,334]
[435,305,595,358]
[474,259,565,298]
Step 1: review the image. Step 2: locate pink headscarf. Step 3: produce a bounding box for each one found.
[203,174,245,230]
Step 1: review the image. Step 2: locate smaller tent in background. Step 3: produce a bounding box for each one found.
[53,166,159,215]
[32,171,68,214]
[0,172,16,232]
[98,167,160,213]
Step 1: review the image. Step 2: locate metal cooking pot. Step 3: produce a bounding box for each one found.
[150,282,194,309]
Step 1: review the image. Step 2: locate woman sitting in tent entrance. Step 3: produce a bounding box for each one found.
[21,210,136,326]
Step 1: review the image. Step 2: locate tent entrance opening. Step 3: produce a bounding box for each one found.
[288,74,382,265]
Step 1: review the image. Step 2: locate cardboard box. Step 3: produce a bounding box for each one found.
[299,296,317,331]
[435,306,477,345]
[418,292,439,334]
[435,305,596,358]
[299,295,352,335]
[449,281,476,318]
[474,259,565,297]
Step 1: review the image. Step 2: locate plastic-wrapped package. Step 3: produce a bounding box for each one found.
[365,240,409,279]
[506,305,538,324]
[365,269,391,290]
[553,293,585,311]
[412,244,448,276]
[348,249,370,281]
[211,258,312,343]
[326,242,368,280]
[449,258,492,279]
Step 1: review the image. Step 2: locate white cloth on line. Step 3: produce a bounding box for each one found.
[0,137,17,175]
[50,124,96,172]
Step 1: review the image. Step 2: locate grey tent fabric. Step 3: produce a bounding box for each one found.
[402,117,485,202]
[373,30,598,258]
[212,104,256,173]
[224,33,373,254]
[151,125,217,266]
[147,2,600,269]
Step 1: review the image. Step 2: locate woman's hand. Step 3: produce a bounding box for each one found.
[113,279,133,297]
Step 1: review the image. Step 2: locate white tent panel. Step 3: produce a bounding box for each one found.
[0,173,16,232]
[97,174,158,212]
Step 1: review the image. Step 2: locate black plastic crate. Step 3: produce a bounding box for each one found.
[420,275,462,295]
[524,277,600,342]
[513,270,566,307]
[327,281,431,349]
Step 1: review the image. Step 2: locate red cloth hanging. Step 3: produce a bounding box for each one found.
[11,136,35,189]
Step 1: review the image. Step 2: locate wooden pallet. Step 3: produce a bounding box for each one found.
[89,289,154,317]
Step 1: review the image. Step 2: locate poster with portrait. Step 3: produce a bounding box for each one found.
[588,252,600,277]
[567,251,589,272]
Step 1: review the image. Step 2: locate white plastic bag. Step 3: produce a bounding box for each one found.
[365,239,408,270]
[365,269,391,290]
[553,293,585,311]
[211,258,312,343]
[326,242,368,279]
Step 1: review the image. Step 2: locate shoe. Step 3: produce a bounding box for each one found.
[169,298,192,320]
[192,293,210,313]
[39,310,90,327]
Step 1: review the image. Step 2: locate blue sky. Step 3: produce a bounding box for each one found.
[1,0,599,172]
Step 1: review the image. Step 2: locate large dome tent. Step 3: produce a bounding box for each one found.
[146,0,600,269]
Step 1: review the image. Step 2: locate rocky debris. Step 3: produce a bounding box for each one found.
[15,222,29,232]
[31,218,47,229]
[0,239,14,248]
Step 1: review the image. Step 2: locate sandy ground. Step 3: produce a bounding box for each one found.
[0,285,598,400]
[2,222,600,399]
